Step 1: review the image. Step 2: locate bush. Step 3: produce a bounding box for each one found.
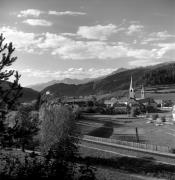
[169,148,175,154]
[130,107,140,117]
[146,113,150,118]
[152,114,159,120]
[113,107,127,114]
[160,116,166,122]
[145,105,157,113]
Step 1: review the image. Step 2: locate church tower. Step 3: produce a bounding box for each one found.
[141,84,145,99]
[129,76,135,99]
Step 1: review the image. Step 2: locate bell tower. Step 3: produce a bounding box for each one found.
[129,76,135,99]
[141,84,145,99]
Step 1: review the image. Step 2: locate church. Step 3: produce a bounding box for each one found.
[128,76,157,109]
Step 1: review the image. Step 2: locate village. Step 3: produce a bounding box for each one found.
[38,76,175,150]
[56,76,175,123]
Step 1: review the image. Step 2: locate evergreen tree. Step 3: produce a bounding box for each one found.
[0,33,22,146]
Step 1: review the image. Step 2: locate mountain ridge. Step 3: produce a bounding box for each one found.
[41,62,175,98]
[28,78,94,91]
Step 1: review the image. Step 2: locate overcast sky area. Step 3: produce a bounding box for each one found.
[0,0,174,86]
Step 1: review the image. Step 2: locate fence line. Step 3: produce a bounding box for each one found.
[83,135,171,153]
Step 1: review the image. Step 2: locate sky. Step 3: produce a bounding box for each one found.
[0,0,175,86]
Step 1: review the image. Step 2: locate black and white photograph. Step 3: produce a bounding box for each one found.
[0,0,175,179]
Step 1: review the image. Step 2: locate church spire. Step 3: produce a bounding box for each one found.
[141,84,145,99]
[130,76,133,90]
[129,76,135,99]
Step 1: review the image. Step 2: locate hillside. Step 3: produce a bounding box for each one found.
[28,68,127,91]
[19,87,39,102]
[28,78,93,91]
[42,62,175,99]
[0,81,39,103]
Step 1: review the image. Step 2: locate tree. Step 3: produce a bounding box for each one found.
[39,101,80,179]
[0,34,22,146]
[39,102,79,157]
[13,105,40,151]
[130,106,140,117]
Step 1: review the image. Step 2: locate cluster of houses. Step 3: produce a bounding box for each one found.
[43,76,173,115]
[104,76,158,109]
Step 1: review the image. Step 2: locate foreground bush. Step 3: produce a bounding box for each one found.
[0,150,96,180]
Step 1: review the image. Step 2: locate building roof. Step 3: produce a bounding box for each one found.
[137,97,155,104]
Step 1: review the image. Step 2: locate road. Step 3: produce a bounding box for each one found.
[79,138,175,165]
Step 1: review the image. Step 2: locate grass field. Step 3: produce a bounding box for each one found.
[78,112,175,148]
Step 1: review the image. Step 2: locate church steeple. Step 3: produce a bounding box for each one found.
[129,76,135,99]
[141,84,145,99]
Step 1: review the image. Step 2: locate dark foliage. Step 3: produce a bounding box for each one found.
[77,156,175,179]
[0,34,22,146]
[13,105,40,151]
[143,63,175,86]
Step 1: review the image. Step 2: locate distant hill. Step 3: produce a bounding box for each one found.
[28,69,124,91]
[20,87,39,103]
[28,78,93,91]
[41,62,175,99]
[0,81,39,103]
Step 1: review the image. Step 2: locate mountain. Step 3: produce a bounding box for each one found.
[41,62,175,98]
[28,78,93,91]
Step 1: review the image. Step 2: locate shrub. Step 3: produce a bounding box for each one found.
[160,116,166,122]
[12,105,40,151]
[152,114,159,120]
[130,107,140,117]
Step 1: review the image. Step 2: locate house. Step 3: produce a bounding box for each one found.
[137,98,157,109]
[104,97,118,107]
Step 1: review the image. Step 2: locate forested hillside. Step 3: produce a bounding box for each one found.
[143,63,175,85]
[42,62,175,97]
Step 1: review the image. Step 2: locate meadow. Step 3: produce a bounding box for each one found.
[78,112,175,148]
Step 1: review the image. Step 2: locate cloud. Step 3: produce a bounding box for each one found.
[0,26,42,52]
[48,10,86,16]
[1,26,173,61]
[37,32,72,50]
[23,19,53,26]
[17,9,43,18]
[20,67,116,79]
[156,43,175,58]
[142,31,175,44]
[127,24,144,35]
[128,59,161,67]
[52,41,129,59]
[128,43,175,67]
[17,9,86,18]
[52,40,161,60]
[77,24,122,40]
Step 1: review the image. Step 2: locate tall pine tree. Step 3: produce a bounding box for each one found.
[0,33,22,146]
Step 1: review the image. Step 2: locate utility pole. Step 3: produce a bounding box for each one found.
[135,127,139,142]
